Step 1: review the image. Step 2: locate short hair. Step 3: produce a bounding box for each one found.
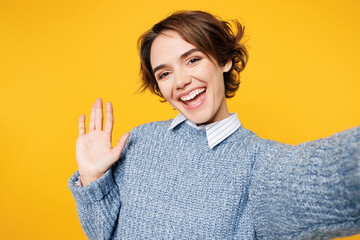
[137,10,248,99]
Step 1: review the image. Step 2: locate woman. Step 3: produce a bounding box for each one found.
[69,11,360,239]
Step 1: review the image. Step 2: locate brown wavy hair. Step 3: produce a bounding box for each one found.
[137,10,248,99]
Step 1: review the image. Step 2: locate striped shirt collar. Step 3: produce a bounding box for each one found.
[168,113,241,149]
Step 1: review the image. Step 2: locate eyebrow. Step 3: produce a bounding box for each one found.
[152,48,200,74]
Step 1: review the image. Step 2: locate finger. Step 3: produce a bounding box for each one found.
[78,114,86,136]
[95,98,103,130]
[104,101,114,137]
[112,132,130,160]
[89,101,96,131]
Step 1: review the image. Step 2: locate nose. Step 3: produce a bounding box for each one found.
[174,70,191,90]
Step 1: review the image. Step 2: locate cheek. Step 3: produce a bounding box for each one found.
[191,66,207,79]
[213,73,226,97]
[158,81,173,99]
[193,62,222,83]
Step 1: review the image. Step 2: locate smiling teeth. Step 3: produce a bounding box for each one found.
[180,88,206,101]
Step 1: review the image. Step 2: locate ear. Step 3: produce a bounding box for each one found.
[223,58,232,73]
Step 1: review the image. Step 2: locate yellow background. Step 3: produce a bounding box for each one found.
[1,0,360,239]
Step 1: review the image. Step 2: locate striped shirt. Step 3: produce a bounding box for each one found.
[168,113,241,149]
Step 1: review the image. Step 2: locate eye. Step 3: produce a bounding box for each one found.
[158,71,170,80]
[188,57,201,65]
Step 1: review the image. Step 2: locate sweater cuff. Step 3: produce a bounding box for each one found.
[68,169,117,205]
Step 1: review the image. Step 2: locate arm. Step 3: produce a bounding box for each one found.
[68,98,129,240]
[68,168,121,240]
[250,126,360,239]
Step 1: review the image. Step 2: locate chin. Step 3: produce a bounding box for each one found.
[183,112,214,125]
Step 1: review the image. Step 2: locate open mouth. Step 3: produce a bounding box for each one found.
[179,88,206,109]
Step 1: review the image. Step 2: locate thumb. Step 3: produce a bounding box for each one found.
[112,132,130,160]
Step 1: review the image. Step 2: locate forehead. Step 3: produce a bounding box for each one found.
[150,30,197,67]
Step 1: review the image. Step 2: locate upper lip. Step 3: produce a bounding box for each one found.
[177,87,206,101]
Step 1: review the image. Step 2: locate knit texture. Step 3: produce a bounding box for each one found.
[68,120,360,239]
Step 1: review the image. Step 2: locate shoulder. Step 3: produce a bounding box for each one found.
[230,125,289,152]
[130,119,173,137]
[122,119,176,150]
[115,119,174,167]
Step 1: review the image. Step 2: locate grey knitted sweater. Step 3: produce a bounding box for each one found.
[69,120,360,239]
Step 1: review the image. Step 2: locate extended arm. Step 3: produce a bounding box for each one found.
[250,126,360,239]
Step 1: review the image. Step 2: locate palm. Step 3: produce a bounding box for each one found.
[76,98,129,186]
[76,130,115,175]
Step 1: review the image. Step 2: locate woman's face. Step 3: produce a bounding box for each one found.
[150,30,232,125]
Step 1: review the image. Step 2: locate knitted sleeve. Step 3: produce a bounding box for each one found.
[250,126,360,239]
[68,168,121,240]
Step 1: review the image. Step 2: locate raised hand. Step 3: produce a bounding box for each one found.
[76,98,129,186]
